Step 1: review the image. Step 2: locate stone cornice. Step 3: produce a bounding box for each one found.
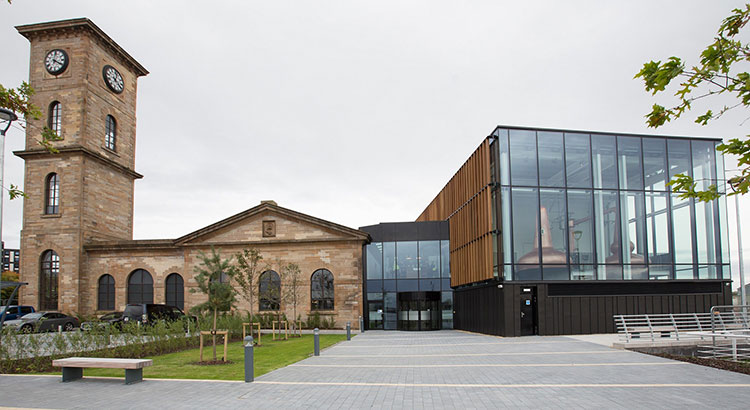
[16,18,149,77]
[14,146,143,179]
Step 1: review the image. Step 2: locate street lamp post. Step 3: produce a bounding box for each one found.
[0,108,19,255]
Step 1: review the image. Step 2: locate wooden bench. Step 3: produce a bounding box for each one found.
[52,357,153,384]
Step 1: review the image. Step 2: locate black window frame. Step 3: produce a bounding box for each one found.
[105,115,117,151]
[165,273,185,310]
[311,268,334,311]
[39,250,59,310]
[97,274,116,311]
[45,173,59,214]
[127,269,154,305]
[259,270,280,311]
[48,101,62,137]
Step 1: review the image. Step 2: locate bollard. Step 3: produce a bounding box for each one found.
[244,336,254,382]
[314,328,320,356]
[359,316,364,333]
[58,325,62,333]
[346,322,351,341]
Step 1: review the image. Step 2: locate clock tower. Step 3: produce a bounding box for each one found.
[14,18,148,312]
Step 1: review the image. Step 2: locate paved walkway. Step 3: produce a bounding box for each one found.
[1,330,750,409]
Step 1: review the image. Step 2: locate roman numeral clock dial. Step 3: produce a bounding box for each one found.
[44,49,68,75]
[103,65,124,94]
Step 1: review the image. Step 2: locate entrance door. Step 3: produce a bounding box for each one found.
[519,287,537,336]
[397,292,441,330]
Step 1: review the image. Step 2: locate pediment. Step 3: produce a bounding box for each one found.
[175,202,369,245]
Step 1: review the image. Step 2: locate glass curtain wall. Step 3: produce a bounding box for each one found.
[493,127,729,281]
[365,239,452,329]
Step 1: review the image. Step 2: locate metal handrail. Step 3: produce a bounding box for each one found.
[614,307,750,343]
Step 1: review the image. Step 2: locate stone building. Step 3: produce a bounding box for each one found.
[14,18,368,328]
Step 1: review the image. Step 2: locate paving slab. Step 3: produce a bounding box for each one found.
[1,330,750,409]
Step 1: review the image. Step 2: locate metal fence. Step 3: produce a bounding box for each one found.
[615,305,750,343]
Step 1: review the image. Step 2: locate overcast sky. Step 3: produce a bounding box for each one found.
[2,1,750,292]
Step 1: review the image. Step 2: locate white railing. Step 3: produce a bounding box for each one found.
[615,306,750,343]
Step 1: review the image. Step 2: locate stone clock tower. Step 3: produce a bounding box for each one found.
[14,19,148,312]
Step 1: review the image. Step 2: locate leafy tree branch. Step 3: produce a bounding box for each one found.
[635,4,750,200]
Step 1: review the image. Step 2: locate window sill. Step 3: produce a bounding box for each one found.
[102,146,119,156]
[41,213,61,218]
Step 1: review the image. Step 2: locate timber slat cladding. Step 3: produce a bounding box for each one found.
[417,138,494,287]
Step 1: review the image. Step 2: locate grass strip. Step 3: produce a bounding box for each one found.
[39,334,347,380]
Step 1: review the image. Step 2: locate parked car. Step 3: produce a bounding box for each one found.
[122,304,196,327]
[0,305,35,321]
[80,311,123,331]
[3,311,80,333]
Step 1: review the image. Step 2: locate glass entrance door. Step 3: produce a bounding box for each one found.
[397,292,441,331]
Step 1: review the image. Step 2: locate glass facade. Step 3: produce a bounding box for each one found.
[493,127,729,281]
[364,237,452,330]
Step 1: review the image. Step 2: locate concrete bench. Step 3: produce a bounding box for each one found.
[52,357,153,384]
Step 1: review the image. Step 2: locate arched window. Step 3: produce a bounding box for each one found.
[127,269,153,304]
[98,274,115,310]
[105,115,116,151]
[48,101,62,137]
[259,270,280,311]
[45,173,59,214]
[39,250,59,310]
[311,269,334,310]
[165,273,184,309]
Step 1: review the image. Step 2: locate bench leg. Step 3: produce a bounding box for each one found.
[125,368,143,385]
[62,367,83,382]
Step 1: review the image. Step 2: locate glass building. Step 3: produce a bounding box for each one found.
[418,125,732,336]
[360,221,452,330]
[492,127,730,282]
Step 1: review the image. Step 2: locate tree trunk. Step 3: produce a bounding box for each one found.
[212,307,218,361]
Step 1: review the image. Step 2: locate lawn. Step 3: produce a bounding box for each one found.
[42,334,347,380]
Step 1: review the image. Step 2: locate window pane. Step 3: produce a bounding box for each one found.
[512,188,539,265]
[441,292,453,329]
[537,131,565,187]
[384,292,397,330]
[668,139,692,181]
[698,265,717,279]
[719,196,730,264]
[592,134,618,189]
[396,241,418,279]
[692,140,716,191]
[440,240,450,278]
[624,265,648,280]
[571,265,595,281]
[645,192,671,265]
[419,241,440,278]
[643,138,667,191]
[501,187,512,265]
[695,200,717,264]
[599,264,621,280]
[672,194,694,264]
[366,243,383,280]
[594,190,620,265]
[568,190,594,266]
[675,265,694,279]
[649,265,672,280]
[565,133,592,188]
[510,130,538,186]
[539,189,568,264]
[618,136,643,190]
[383,242,396,279]
[496,128,510,185]
[620,191,647,269]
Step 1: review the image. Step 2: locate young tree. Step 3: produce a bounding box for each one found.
[635,4,750,200]
[281,262,303,334]
[190,247,236,361]
[233,247,265,320]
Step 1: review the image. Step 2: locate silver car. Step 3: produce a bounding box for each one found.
[3,311,80,333]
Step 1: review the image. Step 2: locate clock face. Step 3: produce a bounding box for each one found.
[102,65,124,94]
[45,49,68,75]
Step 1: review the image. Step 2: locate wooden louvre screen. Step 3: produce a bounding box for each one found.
[417,138,494,287]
